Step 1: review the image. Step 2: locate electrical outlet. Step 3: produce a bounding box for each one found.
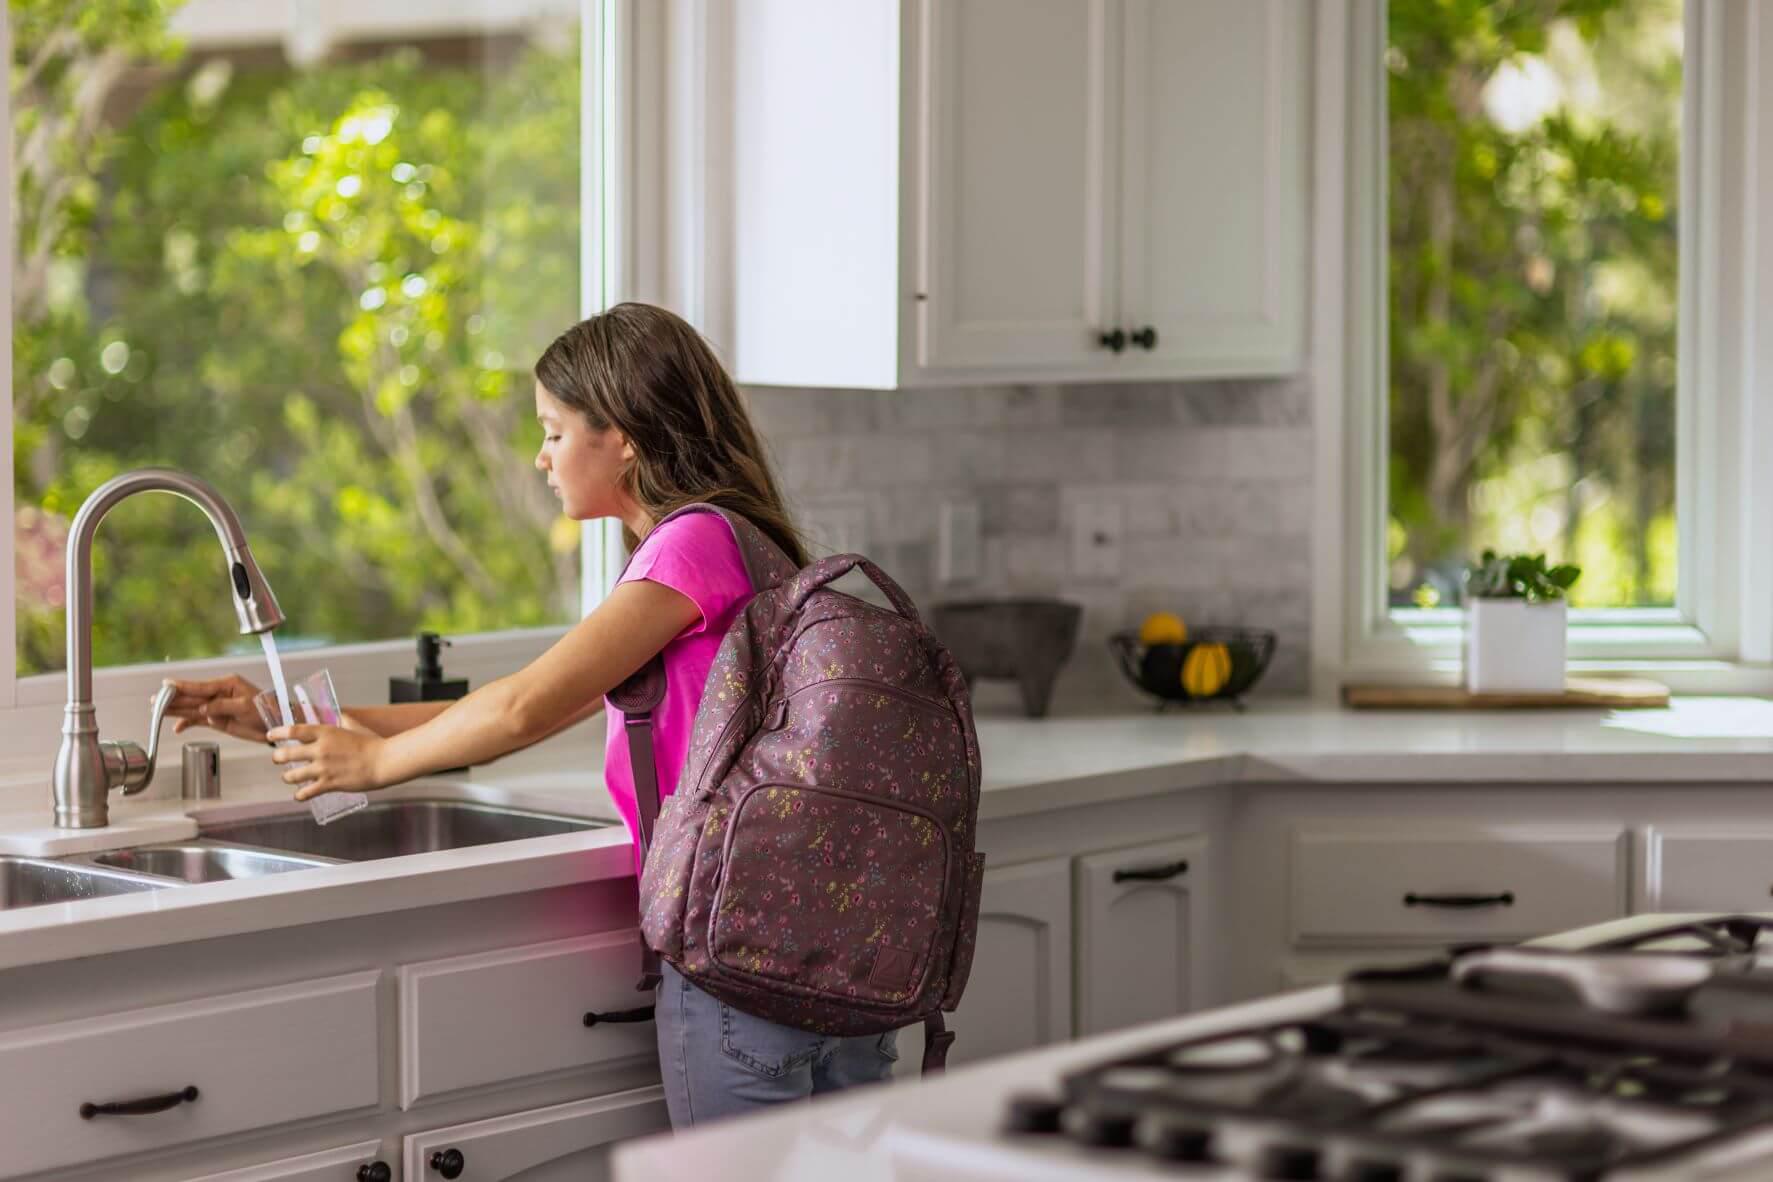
[802,495,870,558]
[938,499,983,584]
[1070,493,1123,580]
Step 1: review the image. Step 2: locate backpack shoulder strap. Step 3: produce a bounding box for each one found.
[646,502,800,592]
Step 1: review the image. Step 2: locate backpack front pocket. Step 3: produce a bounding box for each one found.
[710,783,950,1009]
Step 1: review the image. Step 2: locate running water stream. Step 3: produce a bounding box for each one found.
[261,632,296,732]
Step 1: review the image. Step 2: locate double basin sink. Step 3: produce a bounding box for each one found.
[0,800,611,912]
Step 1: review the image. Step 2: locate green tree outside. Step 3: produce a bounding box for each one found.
[12,4,582,675]
[1387,0,1681,609]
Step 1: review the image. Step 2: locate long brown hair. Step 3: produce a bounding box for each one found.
[533,302,808,566]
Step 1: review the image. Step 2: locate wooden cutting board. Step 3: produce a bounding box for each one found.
[1341,677,1671,710]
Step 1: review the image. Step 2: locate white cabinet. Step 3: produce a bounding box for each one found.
[1642,828,1773,912]
[0,971,381,1179]
[398,931,656,1108]
[186,1141,388,1182]
[726,0,1309,388]
[1116,0,1307,375]
[1289,825,1629,947]
[1074,836,1209,1037]
[917,0,1115,372]
[404,1087,668,1182]
[943,857,1072,1068]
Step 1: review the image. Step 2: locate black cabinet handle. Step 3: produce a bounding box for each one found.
[1130,325,1158,350]
[358,1163,392,1182]
[1098,328,1126,353]
[584,1004,656,1027]
[1403,891,1515,909]
[79,1084,198,1119]
[1113,859,1189,884]
[429,1148,466,1179]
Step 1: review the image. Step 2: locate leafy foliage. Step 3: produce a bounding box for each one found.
[1388,0,1680,610]
[12,19,582,675]
[1464,549,1582,602]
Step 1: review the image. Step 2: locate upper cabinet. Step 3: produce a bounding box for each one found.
[726,0,1310,389]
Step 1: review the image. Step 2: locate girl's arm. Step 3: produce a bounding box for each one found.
[342,701,455,738]
[275,578,699,797]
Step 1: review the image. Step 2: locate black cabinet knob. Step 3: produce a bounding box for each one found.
[357,1163,392,1182]
[1098,328,1126,353]
[429,1148,466,1179]
[1130,325,1158,350]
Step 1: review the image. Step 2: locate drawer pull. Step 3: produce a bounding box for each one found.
[584,1004,657,1027]
[357,1163,392,1182]
[78,1084,198,1120]
[1403,891,1515,910]
[429,1148,466,1179]
[1113,860,1189,884]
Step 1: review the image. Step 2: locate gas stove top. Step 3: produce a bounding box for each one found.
[1001,915,1773,1181]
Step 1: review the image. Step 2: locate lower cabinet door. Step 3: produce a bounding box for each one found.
[403,1087,668,1182]
[942,857,1072,1069]
[1643,828,1773,912]
[187,1140,389,1182]
[1075,836,1208,1036]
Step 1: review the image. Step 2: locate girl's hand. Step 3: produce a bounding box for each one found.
[269,724,389,799]
[163,676,268,743]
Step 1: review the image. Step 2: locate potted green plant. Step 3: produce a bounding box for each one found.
[1462,551,1581,694]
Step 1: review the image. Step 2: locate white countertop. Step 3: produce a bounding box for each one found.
[613,985,1342,1182]
[1,695,1769,971]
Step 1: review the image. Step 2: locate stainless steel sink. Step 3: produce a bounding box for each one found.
[195,799,608,862]
[0,856,171,910]
[82,843,340,883]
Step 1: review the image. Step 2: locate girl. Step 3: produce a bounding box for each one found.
[165,302,900,1125]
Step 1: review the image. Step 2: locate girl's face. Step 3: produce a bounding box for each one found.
[535,381,634,522]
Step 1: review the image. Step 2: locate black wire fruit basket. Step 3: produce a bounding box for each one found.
[1108,626,1277,711]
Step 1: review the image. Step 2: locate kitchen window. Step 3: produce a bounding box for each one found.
[1325,0,1773,686]
[3,2,627,719]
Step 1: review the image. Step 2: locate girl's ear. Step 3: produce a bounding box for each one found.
[619,435,636,463]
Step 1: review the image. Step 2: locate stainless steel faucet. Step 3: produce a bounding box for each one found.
[53,468,285,828]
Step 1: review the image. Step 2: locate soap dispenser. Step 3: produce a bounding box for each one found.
[393,632,469,774]
[390,632,469,703]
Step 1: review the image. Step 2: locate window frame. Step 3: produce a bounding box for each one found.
[1313,0,1773,693]
[0,0,634,749]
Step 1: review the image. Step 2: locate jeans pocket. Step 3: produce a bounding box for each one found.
[718,1004,824,1078]
[875,1030,900,1063]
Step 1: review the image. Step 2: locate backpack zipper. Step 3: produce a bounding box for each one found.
[780,677,957,719]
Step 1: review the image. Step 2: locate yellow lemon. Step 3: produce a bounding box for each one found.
[1181,642,1233,698]
[1138,611,1189,646]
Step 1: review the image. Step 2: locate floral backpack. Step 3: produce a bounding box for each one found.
[606,504,985,1074]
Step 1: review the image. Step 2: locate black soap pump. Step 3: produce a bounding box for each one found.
[393,632,469,774]
[391,632,469,703]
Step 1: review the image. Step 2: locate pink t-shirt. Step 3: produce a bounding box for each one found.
[603,513,753,868]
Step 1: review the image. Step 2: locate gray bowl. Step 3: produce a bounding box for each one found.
[929,598,1082,717]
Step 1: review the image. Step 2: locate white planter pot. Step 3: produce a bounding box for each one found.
[1464,599,1567,694]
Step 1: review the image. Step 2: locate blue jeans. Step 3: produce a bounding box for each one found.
[655,961,899,1127]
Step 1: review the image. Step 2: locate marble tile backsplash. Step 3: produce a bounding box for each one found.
[745,379,1314,710]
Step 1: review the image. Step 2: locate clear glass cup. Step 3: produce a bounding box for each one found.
[252,670,369,825]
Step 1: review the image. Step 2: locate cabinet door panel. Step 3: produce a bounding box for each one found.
[404,1087,667,1182]
[943,857,1072,1068]
[1644,828,1773,912]
[187,1141,386,1182]
[917,0,1116,369]
[399,931,655,1108]
[1118,0,1307,375]
[1076,837,1208,1037]
[0,971,380,1178]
